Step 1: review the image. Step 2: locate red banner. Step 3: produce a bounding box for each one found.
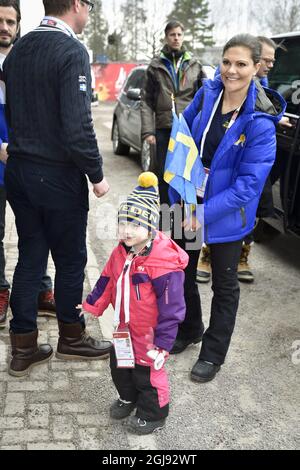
[92,63,138,102]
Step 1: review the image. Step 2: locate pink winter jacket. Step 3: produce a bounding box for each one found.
[83,231,188,365]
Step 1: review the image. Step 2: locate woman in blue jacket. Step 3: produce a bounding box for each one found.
[172,34,286,382]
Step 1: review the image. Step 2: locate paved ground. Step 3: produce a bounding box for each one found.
[0,103,299,450]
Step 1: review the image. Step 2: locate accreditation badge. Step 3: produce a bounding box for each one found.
[113,328,135,369]
[197,167,210,199]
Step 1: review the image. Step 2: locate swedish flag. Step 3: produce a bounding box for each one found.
[164,112,206,205]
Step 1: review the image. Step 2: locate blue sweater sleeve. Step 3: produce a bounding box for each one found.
[58,47,103,184]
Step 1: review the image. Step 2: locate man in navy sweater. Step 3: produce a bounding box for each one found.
[3,0,112,376]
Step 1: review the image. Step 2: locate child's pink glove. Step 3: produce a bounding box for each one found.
[146,348,169,370]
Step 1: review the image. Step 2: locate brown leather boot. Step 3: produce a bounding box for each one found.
[237,243,254,283]
[0,289,9,329]
[38,289,56,318]
[9,329,53,377]
[56,321,112,360]
[196,245,211,283]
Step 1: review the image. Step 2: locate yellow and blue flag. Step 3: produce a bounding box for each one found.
[164,112,206,205]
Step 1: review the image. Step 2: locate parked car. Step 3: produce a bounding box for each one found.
[111,65,154,171]
[111,64,215,172]
[257,32,300,238]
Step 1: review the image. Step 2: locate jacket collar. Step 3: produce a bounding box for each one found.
[39,16,77,39]
[121,240,153,258]
[197,77,286,169]
[160,44,187,60]
[203,76,286,119]
[151,52,196,71]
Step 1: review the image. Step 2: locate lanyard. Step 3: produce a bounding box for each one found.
[174,55,184,75]
[113,241,151,328]
[200,90,245,160]
[168,55,184,91]
[39,16,77,39]
[114,257,133,328]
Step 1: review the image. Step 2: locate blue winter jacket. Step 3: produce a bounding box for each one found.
[0,69,8,187]
[183,76,286,244]
[259,76,269,87]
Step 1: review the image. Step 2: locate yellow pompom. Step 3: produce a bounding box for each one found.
[138,172,158,188]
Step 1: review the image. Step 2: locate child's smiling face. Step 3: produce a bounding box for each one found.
[118,221,150,251]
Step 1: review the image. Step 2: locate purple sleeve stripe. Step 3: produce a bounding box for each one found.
[151,273,169,298]
[152,271,186,351]
[132,273,151,285]
[86,276,110,306]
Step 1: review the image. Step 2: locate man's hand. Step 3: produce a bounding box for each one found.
[182,215,201,232]
[93,177,110,198]
[0,143,8,164]
[279,116,292,128]
[145,135,156,145]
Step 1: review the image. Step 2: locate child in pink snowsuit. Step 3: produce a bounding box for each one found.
[81,172,188,435]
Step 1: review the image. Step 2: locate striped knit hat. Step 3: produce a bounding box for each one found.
[118,172,160,232]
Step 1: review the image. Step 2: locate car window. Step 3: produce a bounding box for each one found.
[124,69,145,92]
[268,38,300,114]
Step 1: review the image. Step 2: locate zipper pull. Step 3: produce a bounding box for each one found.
[165,280,169,305]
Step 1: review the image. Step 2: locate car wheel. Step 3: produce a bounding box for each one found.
[140,140,156,172]
[112,120,130,155]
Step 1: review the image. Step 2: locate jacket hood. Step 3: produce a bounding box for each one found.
[204,75,286,123]
[254,79,285,118]
[147,231,189,270]
[161,44,187,60]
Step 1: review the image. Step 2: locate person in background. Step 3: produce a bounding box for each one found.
[0,0,55,330]
[81,173,188,435]
[256,36,280,87]
[141,20,204,206]
[172,34,286,383]
[197,35,291,284]
[3,0,111,376]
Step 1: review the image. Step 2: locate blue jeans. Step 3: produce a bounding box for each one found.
[5,158,88,333]
[0,185,10,291]
[0,185,53,292]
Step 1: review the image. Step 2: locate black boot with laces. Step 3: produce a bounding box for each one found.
[109,398,136,419]
[127,415,166,435]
